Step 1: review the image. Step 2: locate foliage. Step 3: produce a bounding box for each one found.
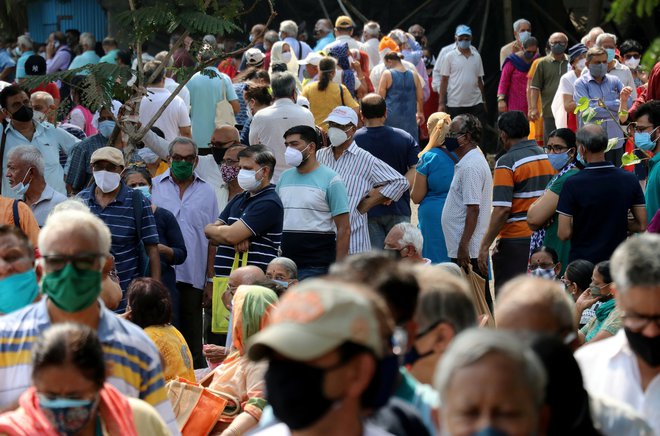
[641,37,660,74]
[607,0,660,24]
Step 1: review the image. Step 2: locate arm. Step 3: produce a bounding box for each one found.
[527,190,560,231]
[438,76,449,112]
[497,62,514,112]
[143,129,170,160]
[0,66,14,81]
[377,70,391,98]
[203,243,216,309]
[630,206,647,233]
[178,125,192,138]
[557,214,573,241]
[477,206,511,274]
[529,88,540,120]
[410,171,428,204]
[457,205,479,268]
[205,220,253,246]
[333,213,350,261]
[146,244,161,281]
[477,76,486,107]
[218,413,258,436]
[404,167,416,188]
[563,93,577,114]
[230,99,240,114]
[160,211,187,265]
[414,72,425,125]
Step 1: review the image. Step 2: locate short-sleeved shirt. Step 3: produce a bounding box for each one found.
[492,140,554,239]
[354,125,419,218]
[79,184,159,301]
[302,81,359,127]
[139,87,191,141]
[22,184,67,227]
[276,165,350,268]
[144,324,195,383]
[557,161,645,264]
[65,133,111,192]
[530,54,569,116]
[644,151,660,219]
[0,49,15,82]
[214,184,283,276]
[439,46,484,107]
[14,51,34,80]
[0,196,40,247]
[67,50,100,73]
[441,148,493,258]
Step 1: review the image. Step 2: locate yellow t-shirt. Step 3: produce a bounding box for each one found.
[302,81,359,127]
[145,325,195,382]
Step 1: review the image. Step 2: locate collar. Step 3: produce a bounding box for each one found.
[584,70,610,83]
[246,183,276,199]
[585,161,615,169]
[34,184,56,205]
[34,297,108,331]
[509,139,539,151]
[546,54,568,63]
[203,66,221,74]
[273,98,296,107]
[602,329,634,361]
[454,45,476,56]
[651,152,660,164]
[6,119,42,136]
[146,86,168,93]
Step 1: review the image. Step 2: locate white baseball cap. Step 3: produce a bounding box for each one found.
[298,52,323,66]
[324,106,358,126]
[245,48,265,66]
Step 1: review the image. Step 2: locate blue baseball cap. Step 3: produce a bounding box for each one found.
[455,25,472,37]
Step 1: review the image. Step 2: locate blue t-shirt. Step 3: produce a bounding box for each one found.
[354,125,419,217]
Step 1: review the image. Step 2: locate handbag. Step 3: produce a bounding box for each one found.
[211,251,248,334]
[463,264,495,327]
[167,377,227,436]
[214,79,237,128]
[132,189,150,277]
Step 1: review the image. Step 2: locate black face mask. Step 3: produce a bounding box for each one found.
[363,354,400,409]
[625,328,660,367]
[211,147,227,165]
[445,135,462,152]
[11,105,33,122]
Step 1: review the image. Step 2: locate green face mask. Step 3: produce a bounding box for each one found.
[41,264,102,312]
[170,160,194,181]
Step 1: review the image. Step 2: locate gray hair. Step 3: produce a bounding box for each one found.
[596,32,617,47]
[415,273,477,334]
[268,257,298,279]
[17,35,33,50]
[363,22,381,37]
[271,72,297,99]
[168,137,198,156]
[202,34,217,46]
[8,145,45,175]
[611,234,660,293]
[264,30,280,45]
[40,207,112,257]
[279,20,298,37]
[237,144,276,180]
[392,222,423,254]
[434,328,547,407]
[143,60,165,84]
[154,51,174,68]
[576,124,607,153]
[30,91,54,107]
[513,18,531,33]
[199,44,216,63]
[80,32,96,50]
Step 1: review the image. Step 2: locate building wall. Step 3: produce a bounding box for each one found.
[26,0,107,44]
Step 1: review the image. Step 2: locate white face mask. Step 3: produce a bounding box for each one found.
[32,110,47,123]
[246,101,254,120]
[575,58,586,71]
[93,170,121,193]
[284,144,309,167]
[625,58,640,69]
[327,127,349,147]
[237,168,264,192]
[281,52,292,63]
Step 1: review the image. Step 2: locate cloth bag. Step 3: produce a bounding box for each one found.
[211,251,248,334]
[215,79,236,128]
[167,377,227,436]
[463,264,495,327]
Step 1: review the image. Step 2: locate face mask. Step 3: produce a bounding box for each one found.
[518,30,531,44]
[523,51,535,60]
[366,354,400,409]
[624,328,660,367]
[92,170,121,193]
[281,52,292,63]
[53,41,60,49]
[0,269,39,314]
[634,128,658,151]
[445,135,462,152]
[246,102,254,120]
[211,147,227,165]
[14,47,21,56]
[547,151,571,171]
[403,322,437,366]
[33,110,47,123]
[41,263,102,312]
[134,185,151,199]
[237,168,264,192]
[589,283,611,297]
[249,34,255,43]
[575,58,587,71]
[220,164,240,183]
[266,358,337,430]
[11,105,34,122]
[137,147,160,164]
[170,160,194,181]
[625,57,640,69]
[457,40,470,50]
[272,279,289,288]
[39,394,98,435]
[605,48,616,63]
[97,120,115,138]
[285,144,311,167]
[529,266,556,280]
[327,127,349,147]
[588,63,608,78]
[551,43,566,55]
[11,167,32,197]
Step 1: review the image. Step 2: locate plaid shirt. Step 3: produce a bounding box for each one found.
[65,133,109,192]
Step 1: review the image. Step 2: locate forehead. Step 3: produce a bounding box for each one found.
[171,142,195,155]
[225,147,242,159]
[0,233,27,253]
[267,263,290,277]
[618,286,660,314]
[600,37,616,45]
[6,92,29,104]
[591,53,608,62]
[42,227,100,255]
[518,22,532,31]
[530,251,553,262]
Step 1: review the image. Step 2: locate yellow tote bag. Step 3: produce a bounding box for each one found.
[211,252,248,334]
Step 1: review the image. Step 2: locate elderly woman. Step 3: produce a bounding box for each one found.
[204,285,278,435]
[266,257,298,289]
[577,261,621,344]
[561,259,596,327]
[434,328,547,435]
[411,113,456,263]
[0,323,169,435]
[497,36,539,115]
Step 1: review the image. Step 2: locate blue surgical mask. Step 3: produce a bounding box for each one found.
[635,128,658,151]
[272,279,289,288]
[588,63,607,78]
[97,120,115,139]
[577,149,587,166]
[547,151,571,171]
[11,167,32,198]
[519,30,531,44]
[135,185,151,199]
[0,269,39,314]
[457,40,470,50]
[605,48,616,63]
[249,34,255,43]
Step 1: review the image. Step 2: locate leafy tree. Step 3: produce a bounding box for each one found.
[607,0,659,24]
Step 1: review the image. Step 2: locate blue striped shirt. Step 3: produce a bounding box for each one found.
[0,299,180,435]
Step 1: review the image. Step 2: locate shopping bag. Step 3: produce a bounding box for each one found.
[214,81,237,128]
[167,377,227,436]
[464,264,495,328]
[211,252,248,334]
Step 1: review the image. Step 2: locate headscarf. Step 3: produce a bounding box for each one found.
[328,43,356,98]
[378,36,400,60]
[230,285,278,356]
[268,41,299,77]
[419,112,452,157]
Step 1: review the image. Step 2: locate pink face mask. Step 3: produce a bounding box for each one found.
[221,164,240,183]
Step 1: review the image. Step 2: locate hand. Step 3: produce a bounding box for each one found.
[46,41,55,58]
[234,239,250,253]
[351,60,362,73]
[528,108,539,121]
[477,247,489,276]
[456,243,471,270]
[416,112,425,126]
[203,344,228,364]
[498,100,507,113]
[438,102,446,113]
[576,289,600,313]
[202,282,213,310]
[620,86,633,101]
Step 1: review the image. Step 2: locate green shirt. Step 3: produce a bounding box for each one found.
[531,55,569,117]
[544,168,579,275]
[645,153,660,220]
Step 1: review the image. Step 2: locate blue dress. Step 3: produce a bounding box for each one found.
[385,69,419,142]
[416,148,455,263]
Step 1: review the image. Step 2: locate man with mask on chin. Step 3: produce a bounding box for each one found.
[78,147,160,312]
[0,207,180,435]
[576,234,660,434]
[317,106,408,254]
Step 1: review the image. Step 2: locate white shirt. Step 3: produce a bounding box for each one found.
[552,69,579,129]
[164,77,190,112]
[432,43,460,92]
[360,38,380,70]
[575,330,660,434]
[252,422,393,436]
[441,148,492,258]
[589,393,654,436]
[138,87,191,141]
[248,98,315,182]
[609,60,637,99]
[439,46,484,107]
[328,34,361,51]
[196,155,229,211]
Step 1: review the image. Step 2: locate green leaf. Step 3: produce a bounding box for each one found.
[574,96,590,114]
[621,152,642,167]
[582,107,597,124]
[178,11,239,35]
[605,138,619,153]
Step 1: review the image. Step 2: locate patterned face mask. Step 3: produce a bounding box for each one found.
[220,164,240,183]
[529,266,557,280]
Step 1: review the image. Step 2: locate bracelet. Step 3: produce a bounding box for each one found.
[206,277,214,283]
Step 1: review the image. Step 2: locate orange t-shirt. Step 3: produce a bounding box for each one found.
[0,197,40,248]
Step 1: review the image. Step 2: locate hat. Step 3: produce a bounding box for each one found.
[455,25,472,37]
[335,15,354,28]
[247,279,383,361]
[296,95,310,108]
[324,106,358,126]
[378,36,400,54]
[90,147,125,167]
[298,51,323,66]
[245,48,265,66]
[568,43,588,63]
[25,55,46,76]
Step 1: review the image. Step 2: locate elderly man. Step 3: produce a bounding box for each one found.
[6,146,65,227]
[434,328,548,435]
[152,137,219,367]
[14,36,34,81]
[313,18,335,52]
[99,36,119,64]
[500,19,532,68]
[45,31,72,73]
[278,20,312,80]
[360,21,381,70]
[385,222,430,264]
[67,32,100,72]
[330,16,360,51]
[0,207,180,434]
[0,225,40,314]
[30,91,57,124]
[595,33,637,96]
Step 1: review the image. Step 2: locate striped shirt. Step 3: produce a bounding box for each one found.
[214,184,283,276]
[492,139,554,239]
[317,142,409,253]
[0,299,180,435]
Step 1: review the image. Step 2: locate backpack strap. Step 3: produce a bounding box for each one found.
[12,200,20,230]
[339,84,345,106]
[438,147,459,164]
[0,121,7,196]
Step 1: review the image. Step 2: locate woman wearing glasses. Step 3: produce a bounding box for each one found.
[576,261,622,344]
[527,128,583,275]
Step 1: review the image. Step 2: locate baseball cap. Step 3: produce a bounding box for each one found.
[90,147,125,167]
[298,51,323,66]
[568,43,588,63]
[335,15,354,28]
[296,95,310,108]
[245,48,265,66]
[248,279,383,361]
[25,55,46,76]
[455,25,472,37]
[324,106,358,126]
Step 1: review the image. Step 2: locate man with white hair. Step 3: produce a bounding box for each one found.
[14,35,35,80]
[384,222,430,264]
[499,18,532,68]
[360,21,381,70]
[595,33,637,98]
[6,146,66,226]
[30,90,56,124]
[67,32,100,72]
[0,207,180,435]
[279,20,312,81]
[583,27,604,48]
[154,51,190,110]
[313,18,335,52]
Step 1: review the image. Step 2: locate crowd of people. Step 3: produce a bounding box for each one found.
[0,12,657,436]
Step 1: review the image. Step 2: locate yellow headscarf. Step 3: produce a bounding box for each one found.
[419,112,452,157]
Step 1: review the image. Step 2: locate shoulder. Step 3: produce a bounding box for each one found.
[574,331,623,366]
[100,308,160,357]
[127,397,170,436]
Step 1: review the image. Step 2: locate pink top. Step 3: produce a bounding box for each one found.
[497,60,529,113]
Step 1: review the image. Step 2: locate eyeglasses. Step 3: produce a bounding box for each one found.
[620,312,660,331]
[170,154,196,163]
[41,253,106,271]
[544,145,570,153]
[629,123,655,133]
